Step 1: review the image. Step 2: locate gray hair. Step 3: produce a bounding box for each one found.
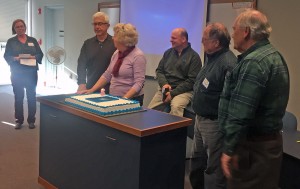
[206,22,231,48]
[236,9,272,40]
[113,23,138,47]
[93,12,109,23]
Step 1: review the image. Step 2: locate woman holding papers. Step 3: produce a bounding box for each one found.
[4,19,43,129]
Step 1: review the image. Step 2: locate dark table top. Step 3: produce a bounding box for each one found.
[37,94,192,137]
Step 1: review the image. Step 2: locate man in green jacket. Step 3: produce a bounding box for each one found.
[148,28,202,116]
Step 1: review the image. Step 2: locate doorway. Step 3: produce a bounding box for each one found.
[43,5,65,88]
[98,2,120,35]
[0,42,10,85]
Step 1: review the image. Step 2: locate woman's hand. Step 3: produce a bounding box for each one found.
[13,57,20,61]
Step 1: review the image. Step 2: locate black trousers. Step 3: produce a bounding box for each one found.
[11,71,38,124]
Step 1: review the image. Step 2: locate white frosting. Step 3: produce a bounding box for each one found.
[65,94,141,116]
[74,94,132,107]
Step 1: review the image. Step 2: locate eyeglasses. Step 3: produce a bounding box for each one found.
[92,22,108,27]
[201,38,215,43]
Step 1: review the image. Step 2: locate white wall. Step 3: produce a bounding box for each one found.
[32,0,118,76]
[208,0,300,130]
[258,1,300,130]
[0,0,27,41]
[32,0,300,129]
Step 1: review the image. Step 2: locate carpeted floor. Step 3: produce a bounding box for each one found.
[0,86,44,189]
[0,85,193,189]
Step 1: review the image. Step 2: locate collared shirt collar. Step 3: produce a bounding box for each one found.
[207,47,229,59]
[94,34,110,43]
[173,42,191,55]
[237,39,270,62]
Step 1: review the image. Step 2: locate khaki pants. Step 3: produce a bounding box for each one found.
[148,87,192,117]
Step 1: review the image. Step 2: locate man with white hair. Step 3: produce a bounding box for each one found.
[219,9,290,189]
[77,12,116,93]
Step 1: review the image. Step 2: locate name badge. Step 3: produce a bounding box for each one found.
[28,42,34,47]
[202,78,209,88]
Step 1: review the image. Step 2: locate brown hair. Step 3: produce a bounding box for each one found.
[12,19,26,35]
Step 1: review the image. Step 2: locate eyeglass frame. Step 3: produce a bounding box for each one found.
[201,37,217,43]
[92,22,109,27]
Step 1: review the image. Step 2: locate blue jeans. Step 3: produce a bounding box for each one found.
[189,115,226,189]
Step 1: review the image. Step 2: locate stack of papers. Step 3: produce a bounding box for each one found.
[19,54,36,66]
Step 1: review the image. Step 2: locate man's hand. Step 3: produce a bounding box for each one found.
[162,84,172,90]
[162,84,172,103]
[221,153,232,179]
[163,92,172,103]
[77,84,87,93]
[76,89,93,95]
[76,90,87,94]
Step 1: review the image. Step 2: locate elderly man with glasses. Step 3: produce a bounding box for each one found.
[189,22,237,189]
[77,12,116,93]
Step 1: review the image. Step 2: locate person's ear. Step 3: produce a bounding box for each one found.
[214,40,220,48]
[244,27,251,40]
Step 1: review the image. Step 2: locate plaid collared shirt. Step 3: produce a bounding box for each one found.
[218,39,290,155]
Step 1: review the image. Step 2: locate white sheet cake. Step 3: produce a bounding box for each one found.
[65,94,142,116]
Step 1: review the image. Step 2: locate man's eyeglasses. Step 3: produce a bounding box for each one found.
[201,38,216,43]
[92,22,108,27]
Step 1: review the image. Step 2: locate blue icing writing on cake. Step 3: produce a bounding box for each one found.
[65,94,142,116]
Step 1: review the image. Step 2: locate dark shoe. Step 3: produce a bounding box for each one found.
[29,123,36,129]
[15,123,22,129]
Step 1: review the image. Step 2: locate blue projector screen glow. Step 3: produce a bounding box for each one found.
[120,0,206,54]
[120,0,207,76]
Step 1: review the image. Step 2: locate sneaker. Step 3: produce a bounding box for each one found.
[29,123,36,129]
[15,123,22,130]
